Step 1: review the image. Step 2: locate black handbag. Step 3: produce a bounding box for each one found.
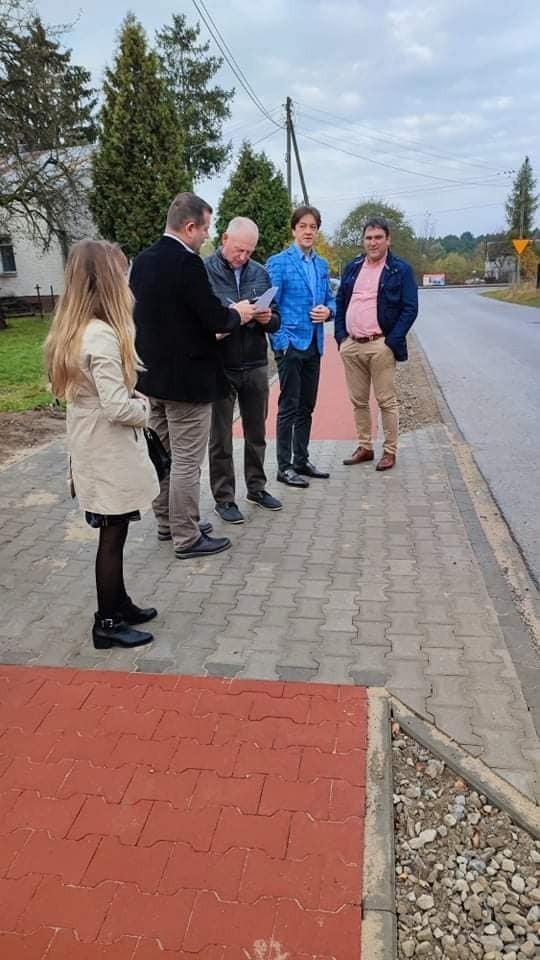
[144,428,171,482]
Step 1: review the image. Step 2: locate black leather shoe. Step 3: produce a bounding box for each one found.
[158,519,213,540]
[175,533,231,559]
[294,461,330,479]
[92,615,153,650]
[117,598,158,625]
[276,468,309,488]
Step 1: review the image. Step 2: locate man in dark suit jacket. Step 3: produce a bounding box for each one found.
[130,192,255,559]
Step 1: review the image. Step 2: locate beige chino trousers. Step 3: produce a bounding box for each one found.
[149,398,212,550]
[340,337,399,456]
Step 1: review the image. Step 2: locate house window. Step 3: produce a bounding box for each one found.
[0,238,16,274]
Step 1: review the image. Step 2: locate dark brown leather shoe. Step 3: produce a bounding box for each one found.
[343,446,374,465]
[376,452,396,471]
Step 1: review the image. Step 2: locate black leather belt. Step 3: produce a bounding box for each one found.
[349,333,384,343]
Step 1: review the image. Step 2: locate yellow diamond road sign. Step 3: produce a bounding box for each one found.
[512,238,530,255]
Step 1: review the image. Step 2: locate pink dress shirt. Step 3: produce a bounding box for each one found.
[345,256,386,338]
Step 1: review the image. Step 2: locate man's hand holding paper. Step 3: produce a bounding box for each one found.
[251,285,278,312]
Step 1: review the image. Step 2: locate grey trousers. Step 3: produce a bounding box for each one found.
[149,398,212,550]
[209,365,269,505]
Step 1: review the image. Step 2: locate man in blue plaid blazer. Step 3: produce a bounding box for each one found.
[266,206,336,487]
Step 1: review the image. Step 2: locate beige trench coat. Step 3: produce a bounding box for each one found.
[66,319,160,515]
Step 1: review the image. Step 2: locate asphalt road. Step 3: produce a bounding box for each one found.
[415,287,540,586]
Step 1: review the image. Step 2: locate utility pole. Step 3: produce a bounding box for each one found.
[285,96,292,202]
[284,96,309,205]
[290,122,309,205]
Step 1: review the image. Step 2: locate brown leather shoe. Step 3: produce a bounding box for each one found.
[376,452,396,471]
[343,446,374,466]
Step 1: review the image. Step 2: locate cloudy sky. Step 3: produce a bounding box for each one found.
[38,0,540,238]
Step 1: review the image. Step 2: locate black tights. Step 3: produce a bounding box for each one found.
[95,522,129,618]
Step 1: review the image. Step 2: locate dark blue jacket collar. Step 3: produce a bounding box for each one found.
[350,249,399,271]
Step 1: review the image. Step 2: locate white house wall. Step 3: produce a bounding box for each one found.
[0,231,66,299]
[1,145,97,300]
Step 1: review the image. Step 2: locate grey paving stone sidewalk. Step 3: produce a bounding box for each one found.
[1,425,539,802]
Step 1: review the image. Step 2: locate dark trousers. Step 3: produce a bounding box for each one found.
[209,365,269,504]
[275,340,321,472]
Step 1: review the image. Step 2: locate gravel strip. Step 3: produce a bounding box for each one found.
[393,724,540,959]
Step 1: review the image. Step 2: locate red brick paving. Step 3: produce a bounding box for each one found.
[0,666,367,959]
[234,335,357,442]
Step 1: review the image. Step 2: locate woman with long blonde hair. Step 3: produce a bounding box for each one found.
[45,239,160,649]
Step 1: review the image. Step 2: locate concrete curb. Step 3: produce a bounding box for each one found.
[361,688,397,960]
[391,696,540,838]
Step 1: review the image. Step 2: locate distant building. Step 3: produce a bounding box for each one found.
[0,227,68,307]
[484,255,516,283]
[422,273,446,287]
[0,147,94,309]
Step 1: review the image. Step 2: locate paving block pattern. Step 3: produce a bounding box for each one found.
[1,339,539,800]
[0,666,367,959]
[1,428,537,800]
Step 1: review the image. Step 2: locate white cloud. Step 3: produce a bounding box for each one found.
[481,97,514,112]
[35,0,540,236]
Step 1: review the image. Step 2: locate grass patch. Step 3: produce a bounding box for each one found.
[483,285,540,308]
[0,315,53,411]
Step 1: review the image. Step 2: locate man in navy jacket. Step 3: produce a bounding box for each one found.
[335,216,418,471]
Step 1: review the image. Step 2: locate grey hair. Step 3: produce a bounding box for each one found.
[225,216,259,242]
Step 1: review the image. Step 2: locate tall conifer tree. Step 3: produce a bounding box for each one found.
[215,142,290,262]
[156,13,233,185]
[2,16,96,151]
[90,14,189,257]
[0,2,96,247]
[505,156,538,238]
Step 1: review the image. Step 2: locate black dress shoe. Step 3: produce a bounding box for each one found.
[294,461,330,479]
[117,598,158,625]
[175,533,231,559]
[276,468,309,488]
[158,519,213,540]
[92,615,153,650]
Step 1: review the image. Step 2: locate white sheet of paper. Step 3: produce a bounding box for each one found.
[252,286,278,311]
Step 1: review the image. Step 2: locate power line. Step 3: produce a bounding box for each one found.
[409,201,504,217]
[294,127,502,185]
[384,177,511,203]
[295,117,511,183]
[191,0,282,129]
[223,105,282,139]
[383,177,510,201]
[294,101,502,172]
[315,181,509,204]
[252,127,282,147]
[297,109,499,176]
[225,114,283,153]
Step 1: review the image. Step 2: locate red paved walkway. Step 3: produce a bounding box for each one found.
[235,337,358,441]
[0,666,367,959]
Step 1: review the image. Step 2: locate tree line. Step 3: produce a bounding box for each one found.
[0,1,538,281]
